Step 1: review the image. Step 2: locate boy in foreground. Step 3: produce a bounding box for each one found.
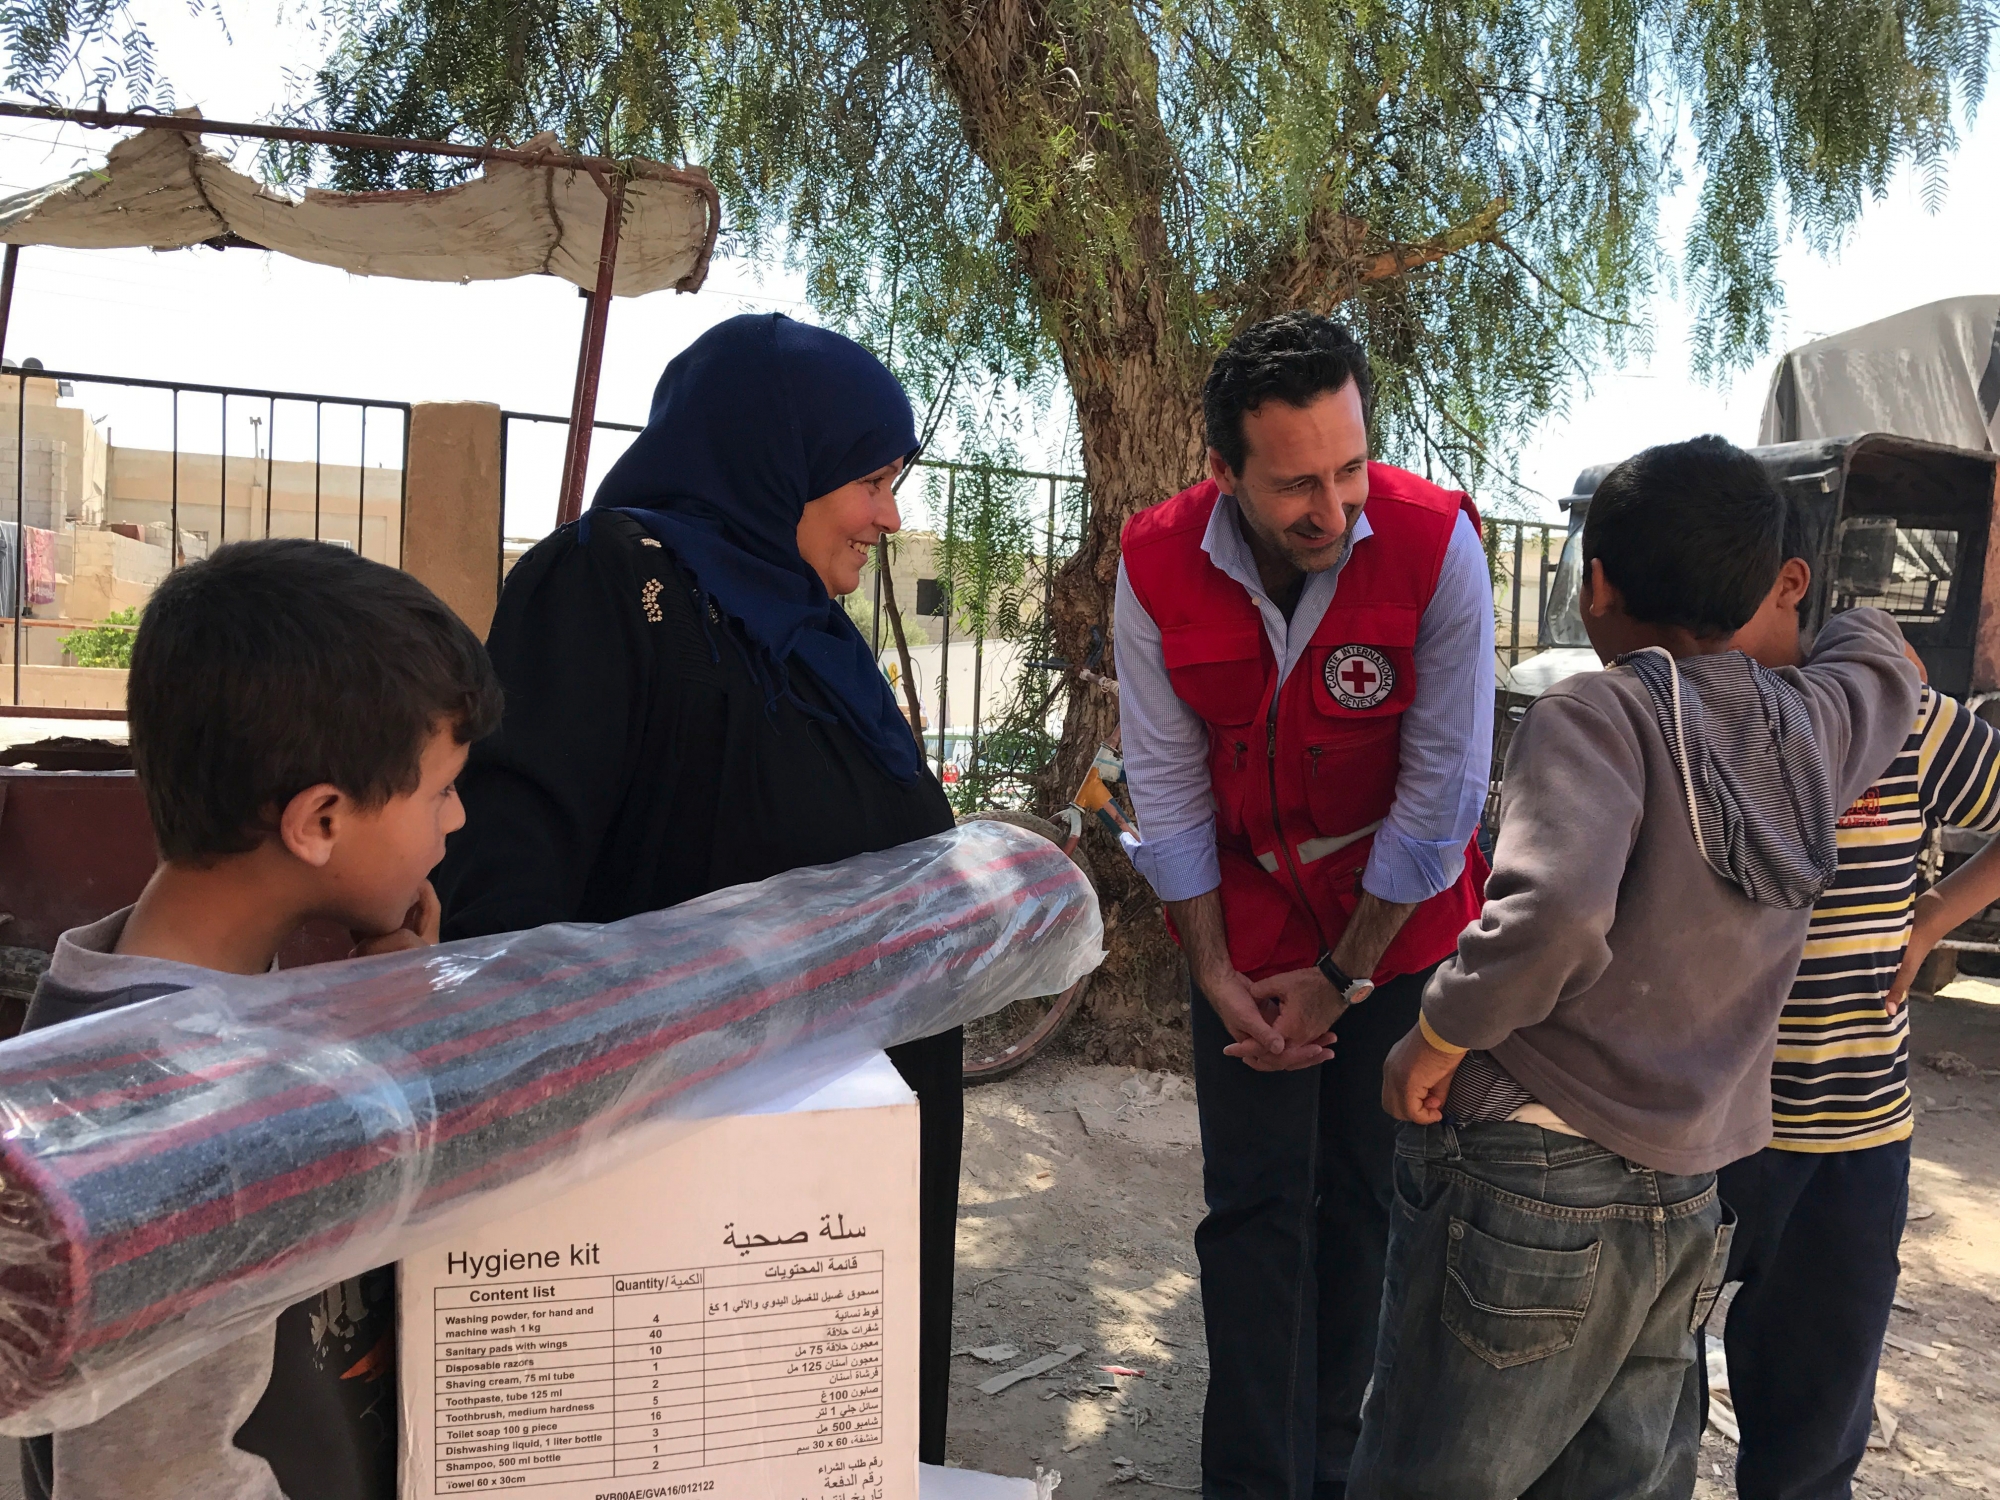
[18,538,500,1500]
[1347,438,1919,1499]
[1714,509,2000,1500]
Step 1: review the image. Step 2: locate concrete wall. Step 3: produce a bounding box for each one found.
[0,374,109,530]
[0,656,127,710]
[889,638,1033,735]
[854,530,1053,643]
[402,403,503,636]
[59,529,172,622]
[104,448,403,562]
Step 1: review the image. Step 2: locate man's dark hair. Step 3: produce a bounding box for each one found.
[1582,436,1784,638]
[129,538,502,863]
[1203,312,1373,474]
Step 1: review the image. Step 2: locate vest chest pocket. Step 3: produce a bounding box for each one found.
[1307,604,1420,722]
[1299,604,1417,841]
[1161,620,1268,727]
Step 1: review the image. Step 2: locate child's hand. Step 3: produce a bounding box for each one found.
[1901,638,1930,684]
[1382,1024,1464,1123]
[1884,942,1924,1017]
[351,881,442,957]
[1886,895,1952,1016]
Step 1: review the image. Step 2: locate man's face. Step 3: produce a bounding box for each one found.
[1210,382,1370,574]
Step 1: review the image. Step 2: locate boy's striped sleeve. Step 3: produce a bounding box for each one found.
[1920,690,2000,832]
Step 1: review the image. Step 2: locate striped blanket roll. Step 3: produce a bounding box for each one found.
[0,821,1100,1434]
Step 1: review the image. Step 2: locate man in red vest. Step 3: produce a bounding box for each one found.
[1115,313,1493,1499]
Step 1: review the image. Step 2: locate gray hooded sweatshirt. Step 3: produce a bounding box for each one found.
[1421,607,1920,1175]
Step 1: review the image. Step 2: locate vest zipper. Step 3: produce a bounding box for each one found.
[1268,716,1330,950]
[1309,745,1323,778]
[1232,739,1247,772]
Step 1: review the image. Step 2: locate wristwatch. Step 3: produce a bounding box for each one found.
[1316,952,1376,1006]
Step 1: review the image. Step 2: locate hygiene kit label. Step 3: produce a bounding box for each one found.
[400,1057,920,1500]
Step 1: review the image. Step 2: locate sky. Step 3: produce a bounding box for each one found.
[2,4,1997,534]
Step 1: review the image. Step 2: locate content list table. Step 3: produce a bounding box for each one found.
[432,1250,885,1490]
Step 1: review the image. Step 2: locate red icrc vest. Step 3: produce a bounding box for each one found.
[1121,464,1489,983]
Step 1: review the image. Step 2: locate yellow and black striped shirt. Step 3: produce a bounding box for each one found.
[1775,687,2000,1151]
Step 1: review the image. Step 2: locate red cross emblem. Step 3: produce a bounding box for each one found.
[1324,645,1395,709]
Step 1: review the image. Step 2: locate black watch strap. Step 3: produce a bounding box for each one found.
[1316,951,1354,992]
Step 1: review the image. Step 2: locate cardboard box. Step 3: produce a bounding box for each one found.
[399,1053,920,1500]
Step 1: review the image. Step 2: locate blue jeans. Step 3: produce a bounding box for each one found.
[1349,1122,1734,1500]
[1706,1140,1910,1500]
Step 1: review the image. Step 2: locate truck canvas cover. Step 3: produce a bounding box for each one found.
[1761,295,2000,452]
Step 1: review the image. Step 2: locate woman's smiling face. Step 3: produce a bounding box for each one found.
[796,457,905,596]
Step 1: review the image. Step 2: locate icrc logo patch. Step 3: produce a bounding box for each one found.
[1324,645,1395,709]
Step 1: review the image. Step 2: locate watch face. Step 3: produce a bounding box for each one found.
[1346,980,1376,1004]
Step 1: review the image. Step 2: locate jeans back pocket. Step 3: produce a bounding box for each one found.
[1689,1206,1737,1332]
[1442,1216,1601,1369]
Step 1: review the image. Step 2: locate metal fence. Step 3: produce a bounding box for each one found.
[873,460,1089,797]
[3,365,410,713]
[10,375,1567,769]
[1487,516,1565,667]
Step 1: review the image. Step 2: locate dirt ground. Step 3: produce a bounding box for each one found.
[945,984,2000,1497]
[2,987,1990,1500]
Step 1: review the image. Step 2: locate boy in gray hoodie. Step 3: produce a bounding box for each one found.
[1347,437,1919,1500]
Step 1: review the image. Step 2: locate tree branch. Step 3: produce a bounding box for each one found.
[1319,198,1509,306]
[1487,235,1641,331]
[1213,195,1509,327]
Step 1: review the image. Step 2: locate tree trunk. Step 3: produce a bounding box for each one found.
[1036,355,1207,1069]
[912,0,1214,1065]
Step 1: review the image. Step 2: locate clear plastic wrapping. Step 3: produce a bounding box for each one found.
[0,821,1100,1433]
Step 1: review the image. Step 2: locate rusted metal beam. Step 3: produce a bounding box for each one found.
[555,181,626,527]
[2,100,678,181]
[0,245,19,366]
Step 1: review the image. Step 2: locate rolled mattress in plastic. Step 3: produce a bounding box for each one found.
[0,821,1100,1433]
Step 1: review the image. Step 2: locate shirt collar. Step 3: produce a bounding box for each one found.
[1200,490,1372,603]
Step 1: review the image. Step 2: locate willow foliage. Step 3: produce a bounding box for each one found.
[8,0,1987,485]
[276,0,1985,487]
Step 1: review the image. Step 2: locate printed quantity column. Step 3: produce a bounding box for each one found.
[611,1269,706,1478]
[433,1275,616,1490]
[702,1252,886,1464]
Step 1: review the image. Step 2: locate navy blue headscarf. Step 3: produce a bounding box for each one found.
[590,313,924,782]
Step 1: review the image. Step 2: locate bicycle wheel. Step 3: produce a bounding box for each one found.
[957,810,1097,1084]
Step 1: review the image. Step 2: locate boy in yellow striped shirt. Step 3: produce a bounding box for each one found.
[1722,512,2000,1500]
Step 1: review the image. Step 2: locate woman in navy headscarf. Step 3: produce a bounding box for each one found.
[435,314,962,1460]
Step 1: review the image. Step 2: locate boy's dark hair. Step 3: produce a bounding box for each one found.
[129,539,502,863]
[1204,312,1373,474]
[1582,436,1784,638]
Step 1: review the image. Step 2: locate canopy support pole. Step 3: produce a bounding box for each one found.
[0,245,20,367]
[556,181,626,527]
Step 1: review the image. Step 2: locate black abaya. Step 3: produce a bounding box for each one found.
[436,509,963,1462]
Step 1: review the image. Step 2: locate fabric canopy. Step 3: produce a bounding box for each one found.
[0,122,717,297]
[1759,295,2000,452]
